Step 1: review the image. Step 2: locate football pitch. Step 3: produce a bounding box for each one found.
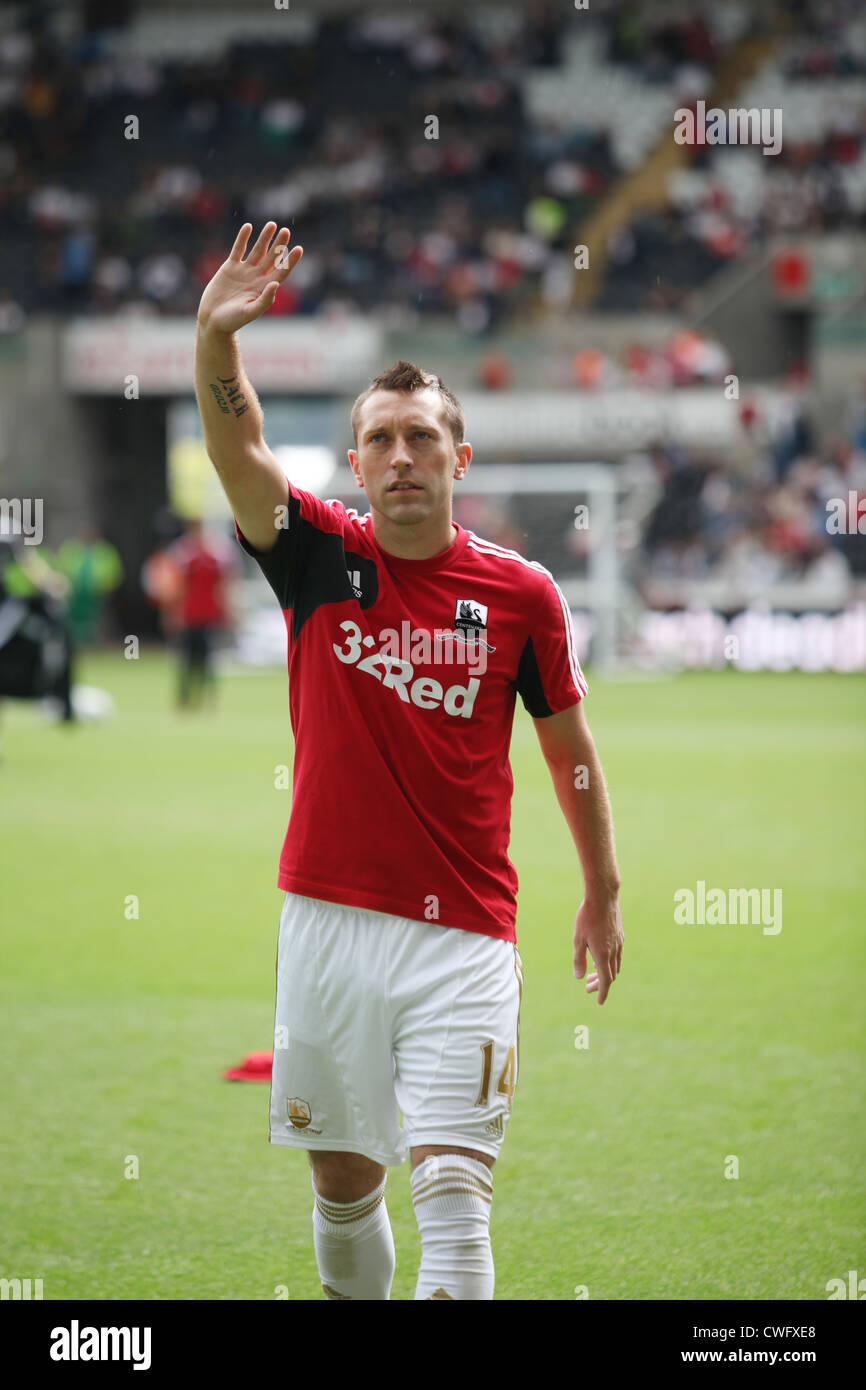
[1,653,863,1301]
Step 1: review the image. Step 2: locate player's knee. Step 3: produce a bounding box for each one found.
[410,1151,494,1224]
[411,1143,495,1171]
[308,1150,386,1202]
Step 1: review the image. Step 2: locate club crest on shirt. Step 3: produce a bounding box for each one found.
[439,597,495,653]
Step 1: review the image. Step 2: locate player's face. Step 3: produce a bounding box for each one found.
[349,389,470,527]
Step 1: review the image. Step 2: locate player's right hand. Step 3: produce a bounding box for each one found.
[573,896,623,1005]
[197,222,303,335]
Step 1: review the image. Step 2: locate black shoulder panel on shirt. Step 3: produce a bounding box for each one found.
[514,635,553,717]
[292,538,379,641]
[236,490,301,610]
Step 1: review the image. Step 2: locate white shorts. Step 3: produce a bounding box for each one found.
[269,892,524,1166]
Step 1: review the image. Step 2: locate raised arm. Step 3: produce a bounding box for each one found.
[194,222,303,552]
[533,699,624,1004]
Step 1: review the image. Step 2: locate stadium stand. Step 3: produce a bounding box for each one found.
[0,0,864,635]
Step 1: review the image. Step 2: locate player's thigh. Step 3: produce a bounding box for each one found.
[308,1150,387,1201]
[270,893,409,1169]
[394,927,523,1159]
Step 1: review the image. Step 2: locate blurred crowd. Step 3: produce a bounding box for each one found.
[599,0,866,310]
[638,415,866,597]
[6,0,855,328]
[1,0,864,641]
[449,399,866,606]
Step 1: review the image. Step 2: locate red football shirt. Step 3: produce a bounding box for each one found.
[167,533,236,628]
[236,483,587,941]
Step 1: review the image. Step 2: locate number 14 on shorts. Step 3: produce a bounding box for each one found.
[475,1040,517,1111]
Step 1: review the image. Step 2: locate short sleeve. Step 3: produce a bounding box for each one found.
[234,481,349,609]
[515,573,588,717]
[235,498,298,610]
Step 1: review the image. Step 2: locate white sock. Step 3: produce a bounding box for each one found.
[311,1174,395,1300]
[410,1154,495,1300]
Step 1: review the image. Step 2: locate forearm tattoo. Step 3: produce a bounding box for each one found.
[208,381,230,414]
[209,375,249,420]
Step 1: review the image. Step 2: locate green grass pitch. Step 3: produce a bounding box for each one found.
[1,654,863,1300]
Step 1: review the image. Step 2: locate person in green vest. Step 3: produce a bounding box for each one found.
[55,531,124,645]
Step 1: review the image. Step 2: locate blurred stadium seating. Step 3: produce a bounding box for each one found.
[0,0,864,672]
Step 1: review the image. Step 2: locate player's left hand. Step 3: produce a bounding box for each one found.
[573,896,623,1005]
